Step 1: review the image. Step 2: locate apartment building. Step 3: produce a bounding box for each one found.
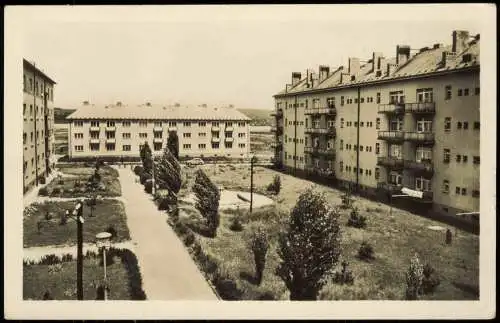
[23,59,56,194]
[272,30,480,216]
[66,104,251,160]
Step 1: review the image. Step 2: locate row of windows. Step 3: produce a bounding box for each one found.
[441,180,479,198]
[445,86,480,100]
[443,149,480,164]
[23,104,53,118]
[340,141,374,152]
[23,75,54,101]
[339,163,374,176]
[444,118,480,131]
[341,120,376,128]
[78,121,247,128]
[80,131,246,139]
[23,152,47,170]
[82,142,247,152]
[23,130,49,144]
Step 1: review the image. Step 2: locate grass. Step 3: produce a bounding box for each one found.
[23,249,145,300]
[44,165,121,197]
[175,164,479,300]
[23,199,130,247]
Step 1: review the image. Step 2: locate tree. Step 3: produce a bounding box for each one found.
[405,253,424,300]
[250,226,269,285]
[192,169,220,237]
[166,131,179,160]
[155,145,182,213]
[276,187,342,300]
[140,141,153,175]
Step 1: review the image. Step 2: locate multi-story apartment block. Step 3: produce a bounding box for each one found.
[23,59,56,194]
[272,30,480,217]
[66,104,251,159]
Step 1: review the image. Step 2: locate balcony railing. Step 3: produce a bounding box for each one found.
[89,138,100,144]
[105,126,116,131]
[304,106,337,116]
[105,138,116,144]
[377,131,404,142]
[377,182,403,194]
[405,102,435,114]
[304,166,336,179]
[404,132,435,144]
[225,137,234,142]
[90,126,100,131]
[211,126,220,131]
[404,159,434,175]
[377,156,404,169]
[211,137,220,143]
[153,126,163,132]
[168,126,177,132]
[271,141,283,149]
[225,126,234,132]
[404,187,434,202]
[304,146,336,156]
[378,103,405,114]
[305,126,336,136]
[153,138,163,143]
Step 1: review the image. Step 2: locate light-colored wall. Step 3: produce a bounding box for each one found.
[68,119,251,159]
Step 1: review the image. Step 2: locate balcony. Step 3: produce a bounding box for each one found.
[405,102,435,114]
[89,138,100,144]
[305,126,336,137]
[106,126,116,131]
[168,126,177,132]
[211,137,220,143]
[304,106,337,116]
[404,159,434,175]
[211,126,220,131]
[90,126,100,131]
[105,138,116,144]
[153,126,163,132]
[225,126,234,132]
[377,131,404,142]
[404,132,435,145]
[153,138,163,143]
[378,103,405,114]
[377,182,403,194]
[304,146,336,157]
[403,187,434,203]
[271,109,284,118]
[304,166,336,179]
[377,156,404,169]
[271,141,283,149]
[225,137,234,142]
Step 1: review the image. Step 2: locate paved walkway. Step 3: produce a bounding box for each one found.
[116,167,218,300]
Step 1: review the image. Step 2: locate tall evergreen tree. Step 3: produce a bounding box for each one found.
[140,141,153,175]
[166,131,180,160]
[276,187,342,300]
[155,145,182,196]
[192,169,220,237]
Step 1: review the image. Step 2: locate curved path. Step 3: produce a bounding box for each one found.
[115,167,218,300]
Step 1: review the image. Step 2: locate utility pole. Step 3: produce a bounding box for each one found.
[74,201,84,300]
[250,156,256,214]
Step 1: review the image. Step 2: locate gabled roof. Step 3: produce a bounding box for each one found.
[66,104,252,121]
[275,38,480,97]
[23,59,57,84]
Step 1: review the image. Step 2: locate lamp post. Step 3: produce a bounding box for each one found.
[250,155,257,214]
[96,231,112,300]
[63,200,85,300]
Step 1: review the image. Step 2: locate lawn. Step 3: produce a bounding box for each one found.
[24,199,130,248]
[23,249,145,300]
[176,164,479,300]
[43,165,121,197]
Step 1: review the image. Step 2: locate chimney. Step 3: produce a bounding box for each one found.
[386,63,397,76]
[83,101,89,106]
[318,65,330,82]
[116,101,122,106]
[433,43,443,49]
[348,58,360,75]
[372,52,383,72]
[452,30,470,54]
[441,51,457,68]
[396,45,411,66]
[291,72,301,86]
[340,72,351,84]
[378,57,388,75]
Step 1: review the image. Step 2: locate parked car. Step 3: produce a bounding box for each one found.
[186,158,204,166]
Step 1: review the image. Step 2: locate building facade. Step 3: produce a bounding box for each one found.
[23,59,56,194]
[272,30,480,216]
[66,104,251,160]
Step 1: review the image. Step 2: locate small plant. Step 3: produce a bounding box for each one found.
[347,207,367,229]
[421,263,441,294]
[45,210,51,221]
[229,215,244,232]
[250,226,270,285]
[144,180,153,194]
[106,225,117,240]
[183,231,196,247]
[332,260,355,285]
[133,165,144,176]
[42,290,54,300]
[38,187,49,196]
[357,241,375,261]
[39,176,46,185]
[266,175,281,195]
[340,190,354,209]
[52,187,61,195]
[39,254,61,266]
[405,253,424,300]
[445,229,452,245]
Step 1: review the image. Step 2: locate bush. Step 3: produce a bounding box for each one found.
[39,176,46,185]
[140,172,152,185]
[250,226,269,285]
[133,165,144,176]
[183,231,196,247]
[266,175,281,195]
[357,241,375,261]
[52,187,61,195]
[38,187,49,196]
[59,213,67,225]
[106,225,117,240]
[39,254,61,265]
[421,263,440,294]
[340,191,354,209]
[229,215,244,232]
[347,208,367,229]
[144,180,153,194]
[332,260,355,285]
[405,253,424,300]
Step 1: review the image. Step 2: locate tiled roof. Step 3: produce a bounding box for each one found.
[66,104,252,121]
[275,38,480,97]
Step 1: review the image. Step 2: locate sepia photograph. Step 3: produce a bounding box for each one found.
[3,3,496,320]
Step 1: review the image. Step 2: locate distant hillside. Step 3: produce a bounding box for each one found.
[237,109,273,126]
[54,108,76,123]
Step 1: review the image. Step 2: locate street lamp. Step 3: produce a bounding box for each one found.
[63,200,85,300]
[96,231,112,300]
[250,155,258,214]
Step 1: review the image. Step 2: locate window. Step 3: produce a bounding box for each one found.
[238,122,246,127]
[360,145,364,152]
[154,143,162,151]
[123,145,131,151]
[445,85,452,100]
[91,121,100,127]
[225,132,233,138]
[475,87,480,95]
[225,122,233,127]
[444,117,451,132]
[455,187,461,194]
[473,122,480,130]
[122,121,131,127]
[415,177,431,191]
[238,133,246,138]
[183,122,191,127]
[416,119,432,132]
[473,156,480,164]
[360,168,363,174]
[389,90,405,104]
[169,121,177,127]
[212,142,219,149]
[183,133,191,138]
[416,88,434,103]
[443,149,450,163]
[463,122,469,130]
[74,121,83,127]
[239,143,246,148]
[75,145,84,152]
[123,133,131,139]
[74,133,84,139]
[90,143,100,151]
[461,188,467,195]
[456,154,461,163]
[389,144,402,158]
[463,155,468,163]
[472,190,480,198]
[340,118,344,128]
[464,88,469,96]
[374,168,380,180]
[199,143,206,149]
[23,133,27,145]
[139,121,148,127]
[390,117,403,131]
[23,104,26,116]
[416,146,432,161]
[154,121,162,127]
[340,139,343,150]
[139,133,147,138]
[458,89,463,96]
[107,121,115,127]
[225,142,233,149]
[376,118,380,129]
[457,122,462,129]
[154,131,162,138]
[90,131,100,139]
[376,92,381,104]
[354,98,359,104]
[442,180,450,194]
[360,122,364,127]
[353,145,357,151]
[183,144,191,149]
[106,143,115,151]
[199,132,207,137]
[341,96,345,106]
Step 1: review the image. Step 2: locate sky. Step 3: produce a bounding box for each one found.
[18,5,487,110]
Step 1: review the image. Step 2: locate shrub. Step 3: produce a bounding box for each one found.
[39,176,46,185]
[42,290,54,300]
[405,253,424,300]
[357,241,375,261]
[192,169,220,238]
[51,187,61,195]
[106,225,117,240]
[59,213,67,225]
[61,254,73,262]
[133,165,144,176]
[229,215,244,232]
[183,231,196,247]
[38,187,49,196]
[347,207,367,229]
[39,254,61,265]
[140,172,152,185]
[421,263,440,294]
[332,260,355,285]
[266,175,281,195]
[250,226,269,285]
[340,191,354,209]
[144,180,153,194]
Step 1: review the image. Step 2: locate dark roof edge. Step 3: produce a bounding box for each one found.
[273,65,479,98]
[65,116,252,121]
[23,59,57,84]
